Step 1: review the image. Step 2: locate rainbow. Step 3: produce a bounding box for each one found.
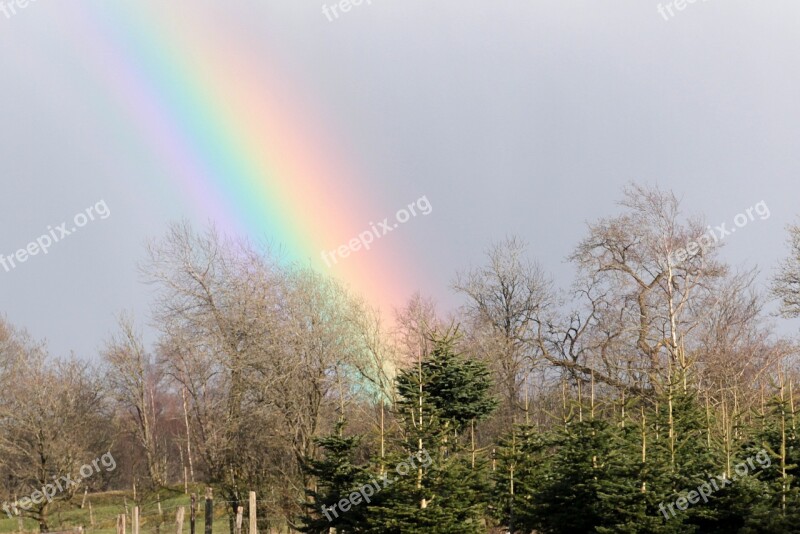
[66,2,419,314]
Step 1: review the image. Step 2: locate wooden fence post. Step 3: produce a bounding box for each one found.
[133,507,139,534]
[157,493,164,524]
[234,507,243,534]
[190,494,196,534]
[117,514,127,534]
[15,495,23,534]
[204,488,213,534]
[248,492,256,534]
[176,506,185,534]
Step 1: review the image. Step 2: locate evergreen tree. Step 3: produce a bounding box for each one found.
[366,332,497,533]
[365,449,490,534]
[595,409,684,534]
[300,421,370,533]
[534,417,615,532]
[395,333,497,436]
[740,388,800,533]
[645,386,720,532]
[490,424,557,534]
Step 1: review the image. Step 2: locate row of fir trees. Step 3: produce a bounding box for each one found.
[299,333,800,533]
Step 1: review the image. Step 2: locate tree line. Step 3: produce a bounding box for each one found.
[2,184,800,533]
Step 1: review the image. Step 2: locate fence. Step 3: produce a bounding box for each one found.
[113,490,260,534]
[0,489,280,534]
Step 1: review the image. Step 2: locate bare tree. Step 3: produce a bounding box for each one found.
[563,183,728,392]
[393,293,443,369]
[143,222,287,516]
[772,223,800,318]
[143,222,366,525]
[0,320,110,531]
[103,314,165,487]
[454,236,552,424]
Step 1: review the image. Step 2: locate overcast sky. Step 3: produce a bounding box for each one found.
[1,1,799,359]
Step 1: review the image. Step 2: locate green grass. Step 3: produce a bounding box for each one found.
[0,486,237,534]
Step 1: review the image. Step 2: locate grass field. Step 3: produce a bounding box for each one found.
[0,486,244,534]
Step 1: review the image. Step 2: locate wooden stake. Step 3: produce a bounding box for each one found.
[790,380,797,434]
[133,507,139,534]
[524,378,530,426]
[641,406,647,493]
[705,393,712,449]
[722,397,731,478]
[204,488,213,534]
[176,507,185,534]
[654,401,660,441]
[248,491,257,534]
[190,494,196,534]
[234,507,243,534]
[509,430,516,534]
[15,495,23,534]
[182,386,195,483]
[780,372,788,513]
[380,400,386,468]
[470,420,476,469]
[668,379,675,470]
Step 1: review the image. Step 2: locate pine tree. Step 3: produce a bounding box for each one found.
[640,387,712,530]
[534,417,616,532]
[300,421,370,533]
[595,404,684,534]
[500,390,678,534]
[366,332,497,533]
[740,382,800,533]
[395,333,497,436]
[490,424,557,534]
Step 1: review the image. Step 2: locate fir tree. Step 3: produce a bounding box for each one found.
[300,421,370,533]
[595,407,684,534]
[367,332,497,533]
[740,384,800,533]
[646,386,721,532]
[490,424,557,534]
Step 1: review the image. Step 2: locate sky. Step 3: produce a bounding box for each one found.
[1,0,799,359]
